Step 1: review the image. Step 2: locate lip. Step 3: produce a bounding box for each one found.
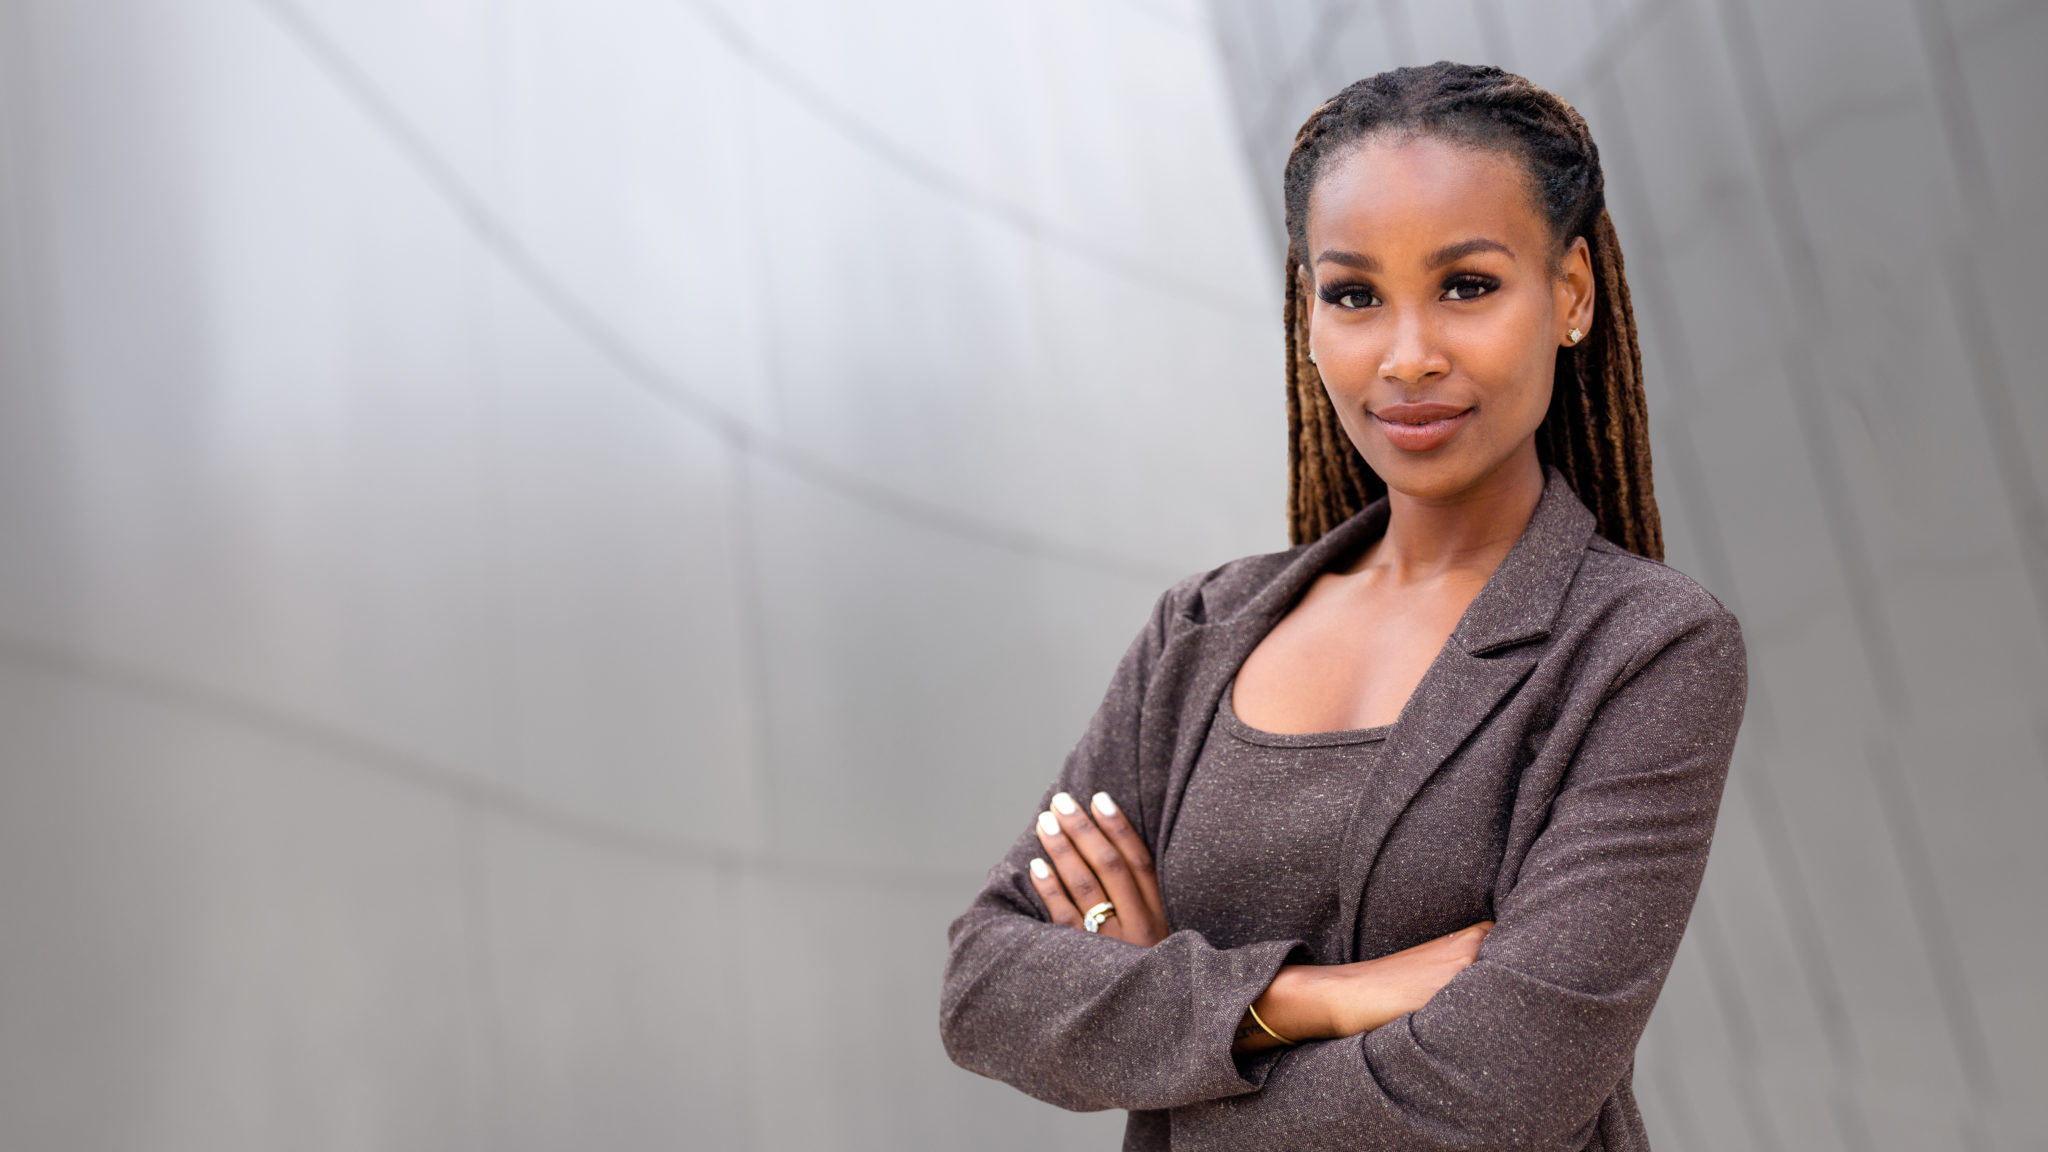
[1372,402,1474,453]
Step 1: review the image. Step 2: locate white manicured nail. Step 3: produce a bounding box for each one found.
[1092,792,1117,817]
[1051,792,1079,815]
[1037,811,1061,836]
[1029,858,1051,880]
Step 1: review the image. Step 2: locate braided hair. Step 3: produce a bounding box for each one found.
[1282,62,1663,560]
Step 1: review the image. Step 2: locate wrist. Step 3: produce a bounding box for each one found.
[1249,964,1337,1043]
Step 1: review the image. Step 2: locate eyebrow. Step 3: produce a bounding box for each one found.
[1426,237,1514,267]
[1315,248,1378,272]
[1314,237,1515,273]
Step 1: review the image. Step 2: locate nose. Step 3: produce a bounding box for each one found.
[1379,305,1450,386]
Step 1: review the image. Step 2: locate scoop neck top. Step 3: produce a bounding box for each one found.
[1158,677,1394,962]
[1216,679,1393,748]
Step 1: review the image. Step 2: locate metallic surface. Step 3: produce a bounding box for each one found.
[0,0,1252,1147]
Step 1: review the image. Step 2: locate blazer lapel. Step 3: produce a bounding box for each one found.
[1327,645,1539,956]
[1329,466,1599,959]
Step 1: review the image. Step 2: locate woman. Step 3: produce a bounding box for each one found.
[939,63,1747,1152]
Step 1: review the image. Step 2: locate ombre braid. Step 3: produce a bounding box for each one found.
[1282,63,1663,560]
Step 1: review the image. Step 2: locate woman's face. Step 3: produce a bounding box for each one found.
[1300,134,1595,502]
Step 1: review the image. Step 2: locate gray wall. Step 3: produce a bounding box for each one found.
[0,0,1271,1148]
[1201,1,2048,1150]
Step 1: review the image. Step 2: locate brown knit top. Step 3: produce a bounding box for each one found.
[1159,681,1389,965]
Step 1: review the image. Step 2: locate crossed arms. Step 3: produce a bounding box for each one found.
[938,582,1747,1150]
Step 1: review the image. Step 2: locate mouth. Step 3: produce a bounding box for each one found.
[1371,402,1473,453]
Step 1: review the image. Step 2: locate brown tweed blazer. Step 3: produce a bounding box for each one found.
[939,466,1749,1151]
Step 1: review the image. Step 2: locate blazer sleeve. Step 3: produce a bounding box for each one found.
[1161,600,1749,1150]
[938,575,1308,1113]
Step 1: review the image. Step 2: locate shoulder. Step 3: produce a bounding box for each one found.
[1561,535,1746,685]
[1153,541,1309,627]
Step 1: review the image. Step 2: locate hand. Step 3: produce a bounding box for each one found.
[1235,921,1494,1052]
[1324,919,1494,1035]
[1025,791,1170,947]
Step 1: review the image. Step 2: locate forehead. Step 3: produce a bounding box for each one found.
[1306,134,1549,255]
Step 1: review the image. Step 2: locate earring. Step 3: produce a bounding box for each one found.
[1307,349,1318,365]
[1566,327,1583,346]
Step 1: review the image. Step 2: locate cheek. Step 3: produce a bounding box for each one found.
[1458,309,1556,433]
[1318,374,1378,445]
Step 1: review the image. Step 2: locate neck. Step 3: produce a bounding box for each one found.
[1366,443,1546,581]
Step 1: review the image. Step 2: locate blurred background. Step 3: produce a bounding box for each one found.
[0,0,2041,1149]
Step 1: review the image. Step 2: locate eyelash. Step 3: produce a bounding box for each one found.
[1442,274,1500,301]
[1318,274,1502,309]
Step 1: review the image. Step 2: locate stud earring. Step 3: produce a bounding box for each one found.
[1566,327,1583,346]
[1307,349,1318,365]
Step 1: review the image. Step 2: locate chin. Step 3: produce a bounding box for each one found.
[1365,442,1531,504]
[1365,452,1488,501]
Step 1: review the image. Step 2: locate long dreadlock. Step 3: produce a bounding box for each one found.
[1282,63,1663,560]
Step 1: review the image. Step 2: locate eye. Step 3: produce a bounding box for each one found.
[1442,274,1500,302]
[1318,283,1380,309]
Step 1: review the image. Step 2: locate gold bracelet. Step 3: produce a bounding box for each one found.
[1245,1001,1297,1046]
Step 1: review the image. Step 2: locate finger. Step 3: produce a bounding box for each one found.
[1086,792,1164,917]
[1083,792,1154,871]
[1036,808,1110,915]
[1050,792,1148,923]
[1027,856,1082,928]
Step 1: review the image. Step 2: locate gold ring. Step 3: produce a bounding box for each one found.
[1082,901,1117,933]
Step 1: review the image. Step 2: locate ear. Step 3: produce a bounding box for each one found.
[1556,234,1596,344]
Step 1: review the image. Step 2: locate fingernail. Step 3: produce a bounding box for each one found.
[1037,811,1061,836]
[1092,792,1117,817]
[1051,792,1079,815]
[1029,858,1051,880]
